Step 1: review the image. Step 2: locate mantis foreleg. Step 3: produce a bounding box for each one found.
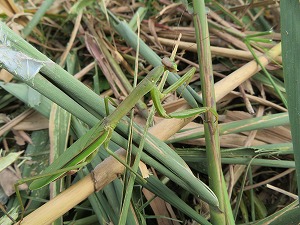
[151,65,218,122]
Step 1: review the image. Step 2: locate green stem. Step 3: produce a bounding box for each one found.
[192,0,234,224]
[22,0,56,37]
[244,40,287,107]
[281,0,300,199]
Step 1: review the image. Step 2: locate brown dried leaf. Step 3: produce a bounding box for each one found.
[13,130,32,145]
[0,0,21,17]
[0,167,27,197]
[0,70,14,83]
[139,161,149,178]
[85,34,122,98]
[148,18,163,50]
[13,111,48,131]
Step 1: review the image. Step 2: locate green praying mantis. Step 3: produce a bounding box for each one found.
[14,56,217,217]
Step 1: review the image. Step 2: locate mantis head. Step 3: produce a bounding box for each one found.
[162,57,178,72]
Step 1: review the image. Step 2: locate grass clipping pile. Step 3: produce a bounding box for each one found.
[0,1,294,225]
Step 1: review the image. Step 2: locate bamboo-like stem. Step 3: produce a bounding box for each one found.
[192,1,229,224]
[147,36,282,63]
[214,43,281,101]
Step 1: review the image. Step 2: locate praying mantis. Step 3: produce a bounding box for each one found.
[14,57,217,217]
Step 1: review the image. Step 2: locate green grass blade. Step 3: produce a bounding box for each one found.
[281,0,300,199]
[22,0,56,37]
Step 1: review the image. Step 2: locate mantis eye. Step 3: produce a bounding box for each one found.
[162,57,178,72]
